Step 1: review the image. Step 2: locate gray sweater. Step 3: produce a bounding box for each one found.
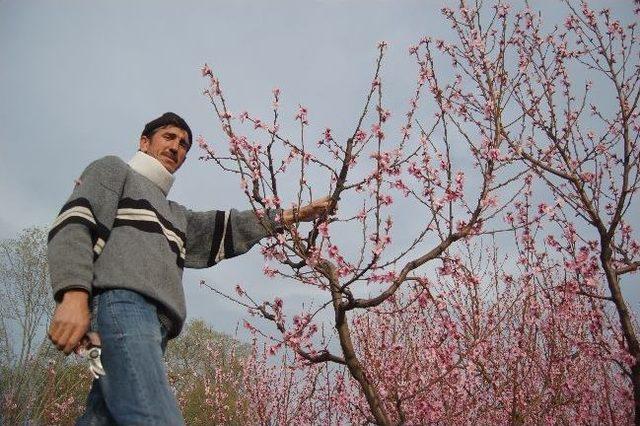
[48,155,274,338]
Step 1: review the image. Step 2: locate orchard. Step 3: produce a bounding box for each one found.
[198,1,640,424]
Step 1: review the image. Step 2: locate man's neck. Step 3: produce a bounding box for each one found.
[128,151,175,195]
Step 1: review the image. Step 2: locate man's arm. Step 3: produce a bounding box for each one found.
[47,156,126,354]
[183,208,277,269]
[183,196,334,269]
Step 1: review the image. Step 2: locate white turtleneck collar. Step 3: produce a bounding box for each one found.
[128,151,175,196]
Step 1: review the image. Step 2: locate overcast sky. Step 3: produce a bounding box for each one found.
[1,1,637,338]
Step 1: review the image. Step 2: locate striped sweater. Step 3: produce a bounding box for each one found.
[48,153,275,338]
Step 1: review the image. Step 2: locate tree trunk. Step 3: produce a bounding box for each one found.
[324,262,391,425]
[600,244,640,424]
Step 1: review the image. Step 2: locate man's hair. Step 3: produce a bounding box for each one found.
[141,112,193,148]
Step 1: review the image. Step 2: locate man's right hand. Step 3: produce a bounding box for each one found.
[48,289,91,355]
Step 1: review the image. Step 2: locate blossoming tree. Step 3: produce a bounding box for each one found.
[198,1,638,423]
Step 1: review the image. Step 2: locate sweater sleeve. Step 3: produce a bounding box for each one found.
[47,156,127,302]
[183,208,278,269]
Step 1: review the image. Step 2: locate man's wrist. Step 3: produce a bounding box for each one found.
[282,208,294,226]
[61,288,90,303]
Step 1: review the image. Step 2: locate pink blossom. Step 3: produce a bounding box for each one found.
[441,7,454,17]
[483,99,494,119]
[371,123,384,139]
[379,194,393,206]
[538,203,554,216]
[355,129,368,141]
[263,265,277,277]
[317,221,329,237]
[324,128,332,142]
[368,270,397,283]
[295,105,309,125]
[488,148,501,160]
[495,3,511,18]
[377,107,391,122]
[201,63,213,77]
[393,179,410,197]
[480,195,498,208]
[235,284,245,297]
[305,247,321,267]
[564,15,578,30]
[337,264,354,278]
[196,135,209,150]
[580,172,595,182]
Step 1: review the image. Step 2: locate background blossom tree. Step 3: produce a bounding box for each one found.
[199,0,638,424]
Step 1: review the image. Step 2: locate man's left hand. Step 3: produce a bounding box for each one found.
[282,196,335,225]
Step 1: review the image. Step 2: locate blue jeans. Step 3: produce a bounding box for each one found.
[76,289,184,425]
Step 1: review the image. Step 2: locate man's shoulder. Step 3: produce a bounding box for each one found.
[90,155,128,170]
[83,155,130,177]
[77,155,130,192]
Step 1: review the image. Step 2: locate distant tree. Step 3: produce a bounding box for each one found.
[1,227,53,422]
[0,227,52,366]
[165,318,252,425]
[0,340,95,425]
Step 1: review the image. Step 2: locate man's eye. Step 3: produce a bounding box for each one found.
[179,141,189,149]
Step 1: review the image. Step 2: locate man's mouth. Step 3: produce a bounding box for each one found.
[162,154,177,163]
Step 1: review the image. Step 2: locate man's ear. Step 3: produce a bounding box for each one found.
[139,136,150,153]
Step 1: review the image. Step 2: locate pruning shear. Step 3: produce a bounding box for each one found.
[75,332,106,379]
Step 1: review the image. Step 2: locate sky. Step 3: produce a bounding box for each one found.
[1,0,637,340]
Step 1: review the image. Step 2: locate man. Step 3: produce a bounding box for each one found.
[47,112,330,424]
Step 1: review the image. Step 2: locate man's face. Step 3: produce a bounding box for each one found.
[139,125,190,174]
